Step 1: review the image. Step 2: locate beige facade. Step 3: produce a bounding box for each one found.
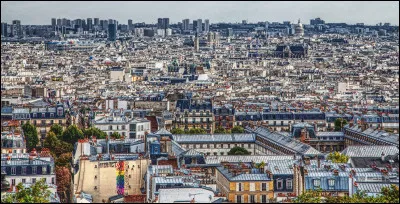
[73,158,151,203]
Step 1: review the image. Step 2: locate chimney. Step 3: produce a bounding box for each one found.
[317,157,321,168]
[381,152,385,162]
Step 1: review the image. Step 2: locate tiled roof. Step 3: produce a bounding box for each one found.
[342,145,399,158]
[216,166,271,181]
[252,126,321,155]
[205,155,294,165]
[173,134,255,143]
[154,128,172,135]
[356,183,397,193]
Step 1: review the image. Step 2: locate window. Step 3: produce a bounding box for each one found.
[22,166,27,175]
[261,195,267,203]
[11,167,16,175]
[52,177,55,184]
[313,179,321,187]
[286,179,293,190]
[262,183,268,191]
[41,120,45,125]
[42,113,45,118]
[57,108,63,116]
[50,113,54,118]
[277,179,283,190]
[32,166,37,174]
[33,120,37,125]
[250,195,255,203]
[59,120,62,125]
[22,179,26,183]
[109,125,113,130]
[50,120,54,125]
[237,183,243,191]
[42,166,47,174]
[33,113,37,118]
[250,183,255,191]
[32,178,36,183]
[236,195,242,203]
[11,179,15,186]
[328,179,335,189]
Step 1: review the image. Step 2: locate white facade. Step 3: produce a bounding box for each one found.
[93,117,151,139]
[110,69,125,81]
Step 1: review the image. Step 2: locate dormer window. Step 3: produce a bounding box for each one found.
[313,179,321,188]
[57,107,63,116]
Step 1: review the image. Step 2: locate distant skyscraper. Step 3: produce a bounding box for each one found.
[103,20,108,31]
[87,18,93,31]
[182,19,190,31]
[57,19,62,26]
[197,19,202,32]
[94,18,99,26]
[51,18,56,27]
[310,17,325,25]
[227,28,233,37]
[193,20,198,31]
[75,19,82,28]
[128,19,133,30]
[62,18,67,26]
[1,22,8,37]
[108,23,117,41]
[157,18,163,29]
[11,20,22,37]
[163,18,169,29]
[204,19,210,33]
[242,20,247,25]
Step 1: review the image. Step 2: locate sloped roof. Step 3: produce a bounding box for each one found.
[342,145,399,158]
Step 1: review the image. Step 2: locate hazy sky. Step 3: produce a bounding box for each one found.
[1,1,399,25]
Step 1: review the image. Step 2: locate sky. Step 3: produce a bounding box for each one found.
[1,1,399,26]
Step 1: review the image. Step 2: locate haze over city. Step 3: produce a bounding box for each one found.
[1,1,399,25]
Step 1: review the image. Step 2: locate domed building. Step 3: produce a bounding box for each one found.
[294,19,304,36]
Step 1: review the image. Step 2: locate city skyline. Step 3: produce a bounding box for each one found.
[1,1,399,25]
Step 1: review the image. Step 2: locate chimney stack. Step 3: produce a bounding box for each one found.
[381,152,385,162]
[317,157,320,168]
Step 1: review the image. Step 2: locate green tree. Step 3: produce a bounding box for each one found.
[55,152,72,168]
[49,124,63,138]
[327,151,349,163]
[22,122,39,151]
[255,161,266,169]
[43,132,59,151]
[231,126,245,133]
[55,166,72,198]
[1,179,51,203]
[170,128,185,134]
[188,128,207,134]
[380,184,399,203]
[228,146,251,155]
[43,132,73,157]
[83,127,107,139]
[293,188,323,203]
[214,126,226,134]
[111,131,121,139]
[334,118,348,131]
[61,125,84,144]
